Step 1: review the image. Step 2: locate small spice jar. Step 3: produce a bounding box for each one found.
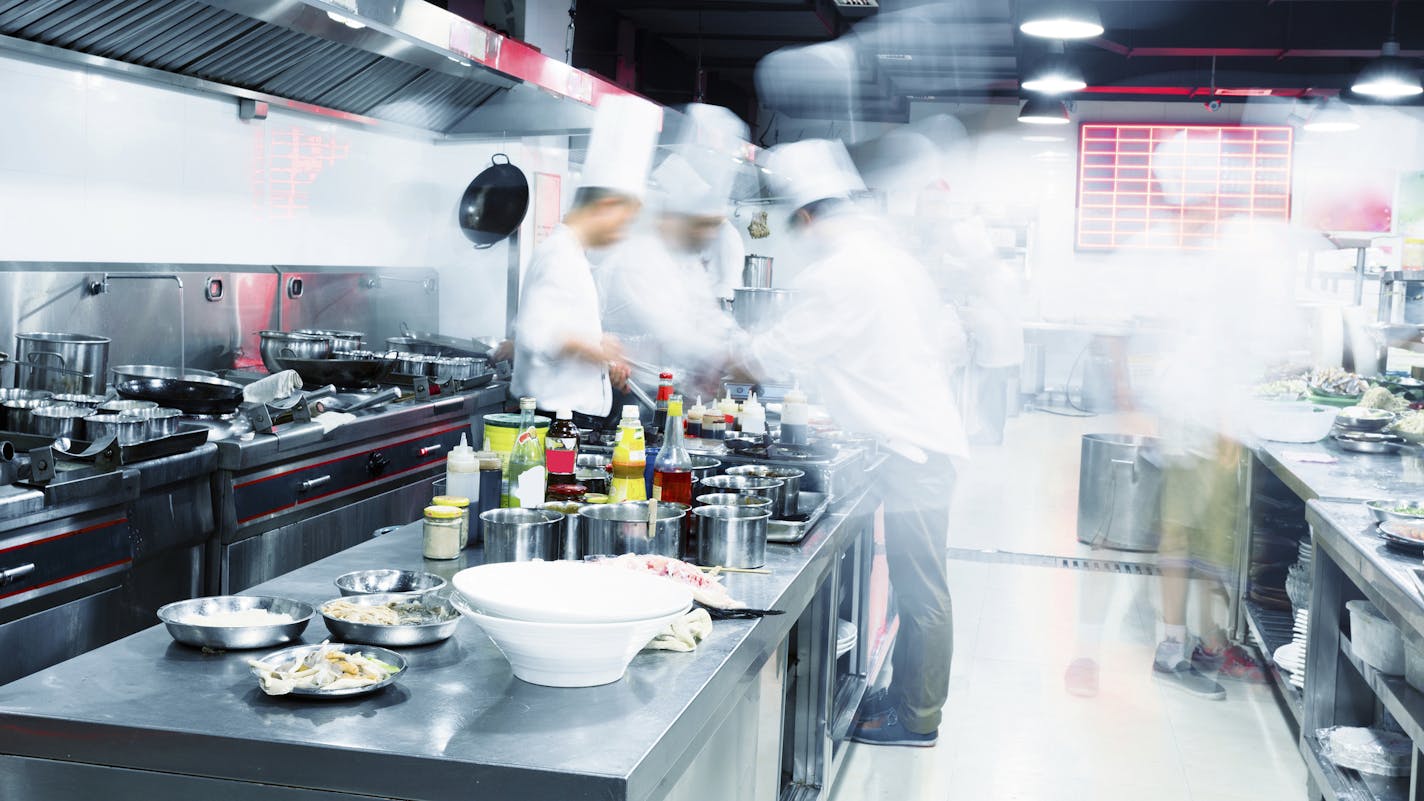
[547,484,588,504]
[432,494,471,548]
[423,505,463,560]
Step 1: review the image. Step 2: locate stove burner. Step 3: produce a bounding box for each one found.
[184,412,236,422]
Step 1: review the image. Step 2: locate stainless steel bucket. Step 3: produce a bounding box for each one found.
[13,332,110,395]
[578,501,686,557]
[479,508,563,563]
[726,465,803,518]
[1076,434,1162,552]
[695,505,770,569]
[539,501,587,560]
[742,255,773,289]
[732,288,795,333]
[689,455,721,483]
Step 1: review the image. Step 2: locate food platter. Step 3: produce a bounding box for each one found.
[249,642,407,698]
[320,593,461,647]
[1378,520,1424,555]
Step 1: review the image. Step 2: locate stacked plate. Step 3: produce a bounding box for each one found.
[1273,609,1310,690]
[836,619,857,658]
[451,561,693,687]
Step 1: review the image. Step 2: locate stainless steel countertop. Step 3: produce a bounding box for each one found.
[0,486,876,801]
[1255,439,1424,502]
[1307,500,1424,645]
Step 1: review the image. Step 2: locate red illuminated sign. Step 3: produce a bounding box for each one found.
[1076,124,1293,250]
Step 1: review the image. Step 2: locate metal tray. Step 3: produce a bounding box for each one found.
[0,422,208,465]
[768,491,830,544]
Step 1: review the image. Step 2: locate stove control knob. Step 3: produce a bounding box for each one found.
[367,451,390,477]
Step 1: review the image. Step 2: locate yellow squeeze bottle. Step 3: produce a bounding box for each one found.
[610,405,647,503]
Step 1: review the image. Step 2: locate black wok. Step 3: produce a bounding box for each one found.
[274,355,396,389]
[458,153,529,248]
[115,374,245,416]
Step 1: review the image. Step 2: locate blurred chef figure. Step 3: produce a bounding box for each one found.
[743,139,967,748]
[598,103,749,400]
[512,95,660,420]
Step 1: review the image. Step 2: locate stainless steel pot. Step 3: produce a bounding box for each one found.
[52,394,106,408]
[578,501,686,557]
[31,405,89,440]
[698,474,784,508]
[742,255,773,289]
[479,508,563,563]
[3,398,57,432]
[689,455,722,483]
[13,332,110,395]
[726,465,804,518]
[295,329,365,353]
[695,492,773,512]
[84,413,147,445]
[121,407,182,440]
[98,399,157,415]
[0,389,52,404]
[732,288,795,333]
[694,505,770,569]
[1076,434,1162,552]
[539,501,587,560]
[258,331,332,373]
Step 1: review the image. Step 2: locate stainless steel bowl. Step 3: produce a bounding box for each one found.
[726,465,804,518]
[31,404,90,439]
[52,393,106,408]
[319,593,461,647]
[694,504,770,569]
[296,329,365,353]
[696,492,774,511]
[480,508,564,563]
[259,331,333,373]
[121,406,183,440]
[156,595,315,649]
[84,413,147,445]
[2,398,58,432]
[578,501,687,558]
[1365,500,1424,525]
[0,389,53,403]
[689,455,721,483]
[98,399,158,415]
[698,474,785,512]
[1336,407,1396,433]
[334,569,448,597]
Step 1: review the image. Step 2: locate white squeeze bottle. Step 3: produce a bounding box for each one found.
[446,433,481,506]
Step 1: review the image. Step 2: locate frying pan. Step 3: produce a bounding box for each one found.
[458,154,530,249]
[274,355,396,389]
[115,374,245,416]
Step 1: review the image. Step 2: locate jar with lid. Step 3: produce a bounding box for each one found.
[547,483,588,504]
[432,494,471,547]
[423,505,463,560]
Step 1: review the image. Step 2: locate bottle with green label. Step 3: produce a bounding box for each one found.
[501,397,547,508]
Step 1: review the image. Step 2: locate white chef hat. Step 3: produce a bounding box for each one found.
[652,153,722,216]
[579,95,663,200]
[765,138,867,213]
[655,103,750,216]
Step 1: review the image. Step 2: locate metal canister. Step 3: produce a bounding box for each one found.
[539,500,587,560]
[30,405,89,440]
[578,501,686,558]
[479,508,563,563]
[13,332,110,395]
[694,504,770,569]
[741,254,774,288]
[726,465,804,518]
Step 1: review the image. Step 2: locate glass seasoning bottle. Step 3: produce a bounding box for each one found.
[652,371,675,437]
[545,408,581,492]
[653,397,694,507]
[431,494,471,548]
[609,405,648,503]
[423,505,462,560]
[502,397,548,508]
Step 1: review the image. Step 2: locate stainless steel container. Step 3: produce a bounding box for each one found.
[98,399,158,415]
[318,592,460,647]
[698,474,785,508]
[1076,434,1163,552]
[696,492,773,512]
[578,501,686,557]
[259,331,332,373]
[31,405,90,440]
[334,569,447,597]
[540,501,587,560]
[726,465,804,518]
[3,398,55,432]
[295,329,365,353]
[742,255,774,289]
[120,407,183,440]
[52,394,106,408]
[386,337,443,356]
[14,332,110,395]
[694,505,770,569]
[84,413,147,445]
[690,455,721,483]
[0,388,52,409]
[732,288,795,333]
[479,508,563,563]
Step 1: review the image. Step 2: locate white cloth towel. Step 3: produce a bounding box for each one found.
[644,608,713,652]
[243,370,303,405]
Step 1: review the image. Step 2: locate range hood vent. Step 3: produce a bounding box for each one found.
[0,0,620,136]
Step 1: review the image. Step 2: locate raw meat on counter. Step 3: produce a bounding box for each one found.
[599,554,746,609]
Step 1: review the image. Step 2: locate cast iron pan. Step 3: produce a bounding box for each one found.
[115,375,245,416]
[274,355,396,389]
[458,154,530,249]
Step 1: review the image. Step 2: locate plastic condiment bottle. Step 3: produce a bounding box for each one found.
[610,405,648,503]
[741,393,766,437]
[445,433,480,513]
[687,396,706,439]
[780,388,809,446]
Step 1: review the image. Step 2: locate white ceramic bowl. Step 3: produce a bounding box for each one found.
[451,560,691,624]
[450,592,690,687]
[1250,401,1336,443]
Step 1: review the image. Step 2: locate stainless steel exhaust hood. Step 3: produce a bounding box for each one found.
[0,0,615,136]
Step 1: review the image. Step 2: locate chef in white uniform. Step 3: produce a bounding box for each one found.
[743,139,967,749]
[511,95,661,419]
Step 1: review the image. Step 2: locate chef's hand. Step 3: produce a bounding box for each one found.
[490,338,515,364]
[609,359,631,390]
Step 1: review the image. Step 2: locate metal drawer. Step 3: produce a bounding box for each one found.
[0,513,131,610]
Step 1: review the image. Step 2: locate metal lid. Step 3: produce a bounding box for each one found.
[432,495,471,508]
[424,505,463,520]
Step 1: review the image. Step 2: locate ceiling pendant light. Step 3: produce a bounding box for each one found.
[1303,98,1361,133]
[1018,96,1071,125]
[1353,40,1422,99]
[1021,41,1087,94]
[1019,1,1103,40]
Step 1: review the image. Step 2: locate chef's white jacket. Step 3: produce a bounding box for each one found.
[747,213,969,463]
[512,225,612,417]
[705,219,746,300]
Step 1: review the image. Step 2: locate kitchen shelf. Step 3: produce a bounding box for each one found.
[1340,633,1424,750]
[1303,731,1395,801]
[1244,599,1304,727]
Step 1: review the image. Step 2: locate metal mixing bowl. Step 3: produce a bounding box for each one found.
[334,569,448,597]
[157,595,314,649]
[1365,499,1424,525]
[320,593,461,647]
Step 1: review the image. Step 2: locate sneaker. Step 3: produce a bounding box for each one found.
[1153,660,1227,700]
[849,708,938,748]
[1191,644,1225,674]
[855,687,900,722]
[1218,645,1268,684]
[1064,658,1100,698]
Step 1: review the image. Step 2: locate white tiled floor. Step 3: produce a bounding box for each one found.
[828,409,1306,801]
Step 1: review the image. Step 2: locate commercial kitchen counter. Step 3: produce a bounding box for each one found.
[1254,438,1424,502]
[0,484,880,801]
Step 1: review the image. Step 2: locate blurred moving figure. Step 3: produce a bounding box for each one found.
[599,104,748,402]
[742,139,967,747]
[511,96,660,420]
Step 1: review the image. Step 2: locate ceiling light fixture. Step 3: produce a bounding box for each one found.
[1018,97,1071,125]
[1021,41,1087,94]
[1303,98,1361,132]
[1019,1,1103,40]
[1353,40,1422,99]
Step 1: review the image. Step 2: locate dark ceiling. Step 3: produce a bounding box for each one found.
[570,0,1424,125]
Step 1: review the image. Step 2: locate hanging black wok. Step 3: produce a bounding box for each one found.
[458,153,530,249]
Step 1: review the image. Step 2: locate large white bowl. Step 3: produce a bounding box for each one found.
[450,592,690,687]
[451,560,692,624]
[1250,400,1336,443]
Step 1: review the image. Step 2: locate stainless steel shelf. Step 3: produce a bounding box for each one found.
[1244,599,1304,727]
[1303,731,1383,801]
[1340,634,1424,750]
